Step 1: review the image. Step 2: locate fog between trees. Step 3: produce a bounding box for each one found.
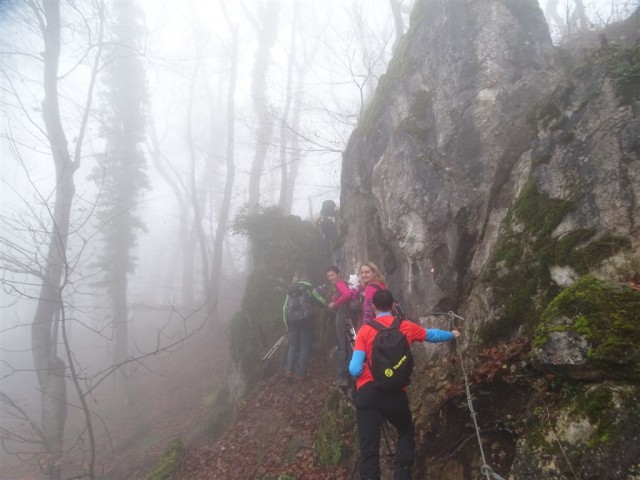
[0,0,635,478]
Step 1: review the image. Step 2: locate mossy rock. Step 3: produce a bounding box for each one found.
[479,180,574,343]
[479,177,631,345]
[603,43,640,105]
[229,207,327,381]
[533,276,640,380]
[519,380,640,478]
[203,387,232,441]
[146,438,186,480]
[314,388,357,466]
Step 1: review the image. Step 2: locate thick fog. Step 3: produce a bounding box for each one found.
[0,0,636,478]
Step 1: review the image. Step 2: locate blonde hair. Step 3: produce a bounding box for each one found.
[360,261,385,284]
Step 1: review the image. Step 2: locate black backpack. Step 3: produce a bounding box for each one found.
[285,283,314,327]
[368,316,414,389]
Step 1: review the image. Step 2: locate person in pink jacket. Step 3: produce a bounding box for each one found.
[359,261,387,327]
[327,265,353,386]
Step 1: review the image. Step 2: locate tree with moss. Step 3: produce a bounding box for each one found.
[91,0,149,407]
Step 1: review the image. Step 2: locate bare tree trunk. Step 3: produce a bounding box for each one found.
[247,1,280,214]
[33,4,73,478]
[278,3,298,213]
[545,0,565,31]
[282,75,304,215]
[571,0,588,32]
[187,62,211,294]
[112,279,129,405]
[209,14,239,314]
[30,1,102,477]
[147,120,190,306]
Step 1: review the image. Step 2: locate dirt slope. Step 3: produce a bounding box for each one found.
[179,360,352,480]
[98,319,354,480]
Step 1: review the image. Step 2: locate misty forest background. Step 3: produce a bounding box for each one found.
[0,0,638,479]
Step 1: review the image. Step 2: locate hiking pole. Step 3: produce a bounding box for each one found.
[346,317,356,349]
[381,418,405,460]
[394,300,407,320]
[380,419,396,459]
[262,334,286,361]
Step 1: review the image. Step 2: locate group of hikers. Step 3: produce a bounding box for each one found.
[280,260,461,480]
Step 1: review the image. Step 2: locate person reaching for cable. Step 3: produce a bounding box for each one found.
[349,288,460,480]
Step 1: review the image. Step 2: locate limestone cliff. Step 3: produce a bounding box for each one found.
[338,0,640,478]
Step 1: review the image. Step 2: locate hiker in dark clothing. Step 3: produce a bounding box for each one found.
[317,200,338,259]
[349,288,460,480]
[326,265,353,387]
[283,273,327,381]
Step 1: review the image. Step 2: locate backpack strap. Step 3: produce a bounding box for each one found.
[391,315,403,329]
[369,319,386,331]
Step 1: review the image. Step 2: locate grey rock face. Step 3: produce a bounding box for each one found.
[337,1,640,478]
[340,0,554,316]
[532,330,601,380]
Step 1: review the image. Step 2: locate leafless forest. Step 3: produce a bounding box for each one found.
[0,1,636,479]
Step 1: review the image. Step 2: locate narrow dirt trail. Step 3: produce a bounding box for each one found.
[180,360,352,480]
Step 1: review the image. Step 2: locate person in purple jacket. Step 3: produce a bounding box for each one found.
[359,261,387,326]
[326,265,353,387]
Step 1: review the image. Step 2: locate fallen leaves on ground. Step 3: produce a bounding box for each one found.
[180,362,352,480]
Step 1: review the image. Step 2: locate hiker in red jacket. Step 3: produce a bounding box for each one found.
[349,288,460,480]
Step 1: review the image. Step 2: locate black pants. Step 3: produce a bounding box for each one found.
[355,382,415,480]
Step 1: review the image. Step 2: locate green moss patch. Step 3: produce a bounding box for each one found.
[202,387,231,441]
[480,178,632,344]
[534,276,640,379]
[603,43,640,105]
[524,380,640,468]
[529,84,576,134]
[480,180,574,343]
[559,233,631,275]
[146,438,186,480]
[354,8,424,138]
[314,389,357,466]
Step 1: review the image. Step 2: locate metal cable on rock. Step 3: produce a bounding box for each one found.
[424,311,505,480]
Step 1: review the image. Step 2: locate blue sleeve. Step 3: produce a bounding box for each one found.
[349,350,365,377]
[425,329,455,343]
